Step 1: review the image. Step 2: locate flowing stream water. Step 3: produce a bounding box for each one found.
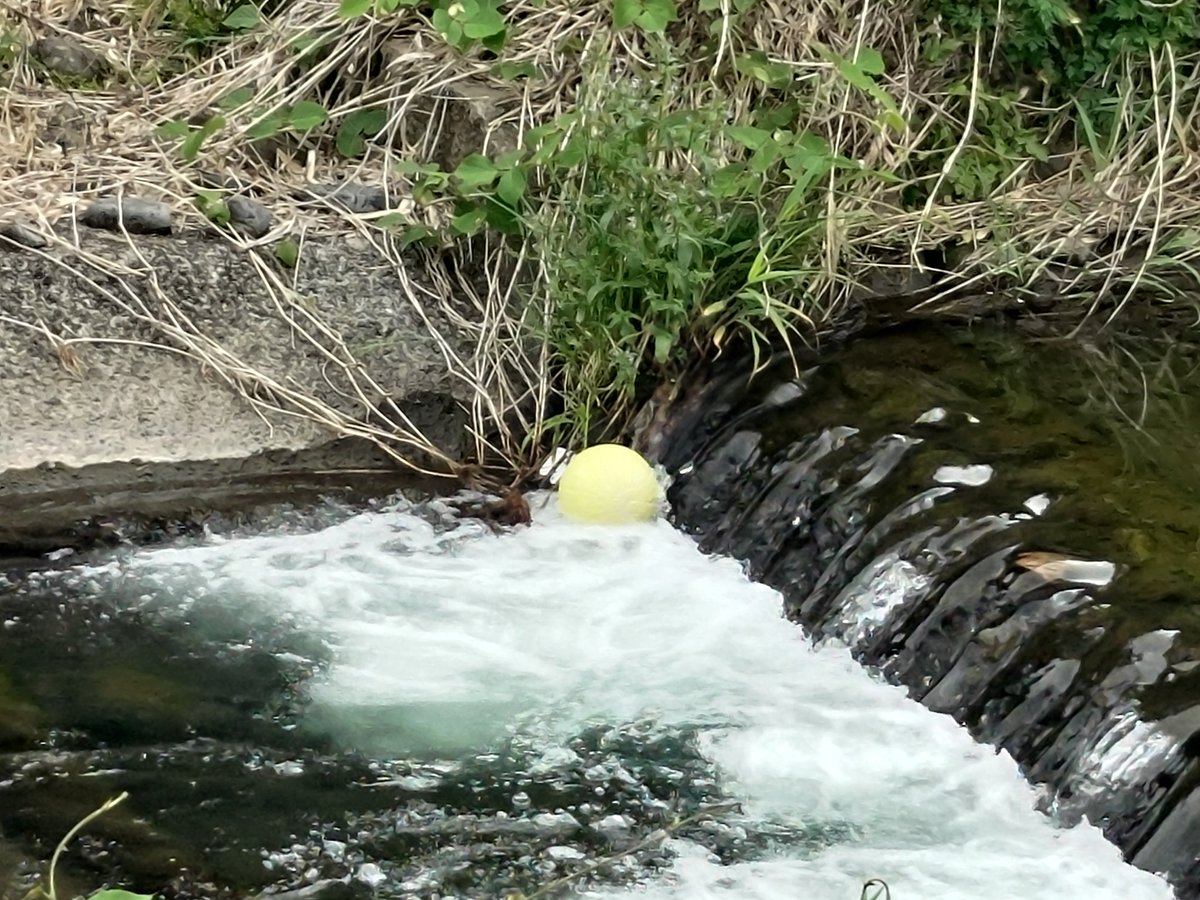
[0,487,1180,899]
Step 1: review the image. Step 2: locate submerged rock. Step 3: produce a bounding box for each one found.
[0,671,40,748]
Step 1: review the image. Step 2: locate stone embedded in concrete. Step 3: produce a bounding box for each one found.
[227,195,272,237]
[296,182,390,214]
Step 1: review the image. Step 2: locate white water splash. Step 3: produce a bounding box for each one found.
[933,464,995,487]
[86,493,1176,900]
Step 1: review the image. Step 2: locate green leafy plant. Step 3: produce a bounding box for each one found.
[913,86,1052,203]
[612,0,677,33]
[431,0,507,51]
[156,94,340,162]
[822,46,905,133]
[340,0,508,51]
[193,188,231,225]
[395,151,526,237]
[244,99,329,138]
[139,0,262,52]
[533,59,838,437]
[154,114,226,161]
[221,3,260,29]
[336,107,388,157]
[275,238,300,268]
[24,791,155,900]
[339,0,422,16]
[386,43,893,444]
[923,0,1199,98]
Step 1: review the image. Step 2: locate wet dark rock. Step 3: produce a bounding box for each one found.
[0,705,734,897]
[33,35,103,79]
[1134,773,1200,895]
[296,183,388,214]
[655,323,1200,897]
[79,197,172,234]
[0,221,48,250]
[228,195,273,238]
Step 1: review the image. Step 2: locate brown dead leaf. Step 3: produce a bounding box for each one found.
[1015,551,1071,571]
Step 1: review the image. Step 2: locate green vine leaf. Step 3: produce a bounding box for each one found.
[194,189,231,225]
[636,0,676,32]
[339,0,373,16]
[496,167,527,206]
[155,119,190,140]
[222,3,261,29]
[454,153,500,189]
[853,46,885,75]
[218,86,255,109]
[181,115,225,161]
[336,108,388,157]
[725,125,771,150]
[400,224,434,248]
[431,7,463,44]
[612,0,640,27]
[733,50,793,87]
[247,111,286,139]
[451,207,487,234]
[289,100,328,131]
[463,5,505,37]
[275,238,300,268]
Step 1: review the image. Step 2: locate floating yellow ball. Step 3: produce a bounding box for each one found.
[557,444,662,524]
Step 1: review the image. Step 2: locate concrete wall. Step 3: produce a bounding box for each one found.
[0,228,471,478]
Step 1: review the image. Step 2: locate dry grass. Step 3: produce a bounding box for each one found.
[0,0,1198,482]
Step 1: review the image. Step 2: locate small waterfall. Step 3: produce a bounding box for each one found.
[652,325,1200,897]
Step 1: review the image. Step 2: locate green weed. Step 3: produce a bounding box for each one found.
[395,46,864,444]
[924,0,1200,98]
[22,792,153,900]
[136,0,261,53]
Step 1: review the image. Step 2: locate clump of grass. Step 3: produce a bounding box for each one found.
[522,48,820,444]
[2,0,1200,480]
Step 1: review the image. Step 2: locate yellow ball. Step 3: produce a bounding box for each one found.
[557,444,662,524]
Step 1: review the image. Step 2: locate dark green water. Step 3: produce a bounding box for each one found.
[774,325,1200,627]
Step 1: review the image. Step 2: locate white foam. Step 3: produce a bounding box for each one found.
[94,494,1176,899]
[933,464,995,487]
